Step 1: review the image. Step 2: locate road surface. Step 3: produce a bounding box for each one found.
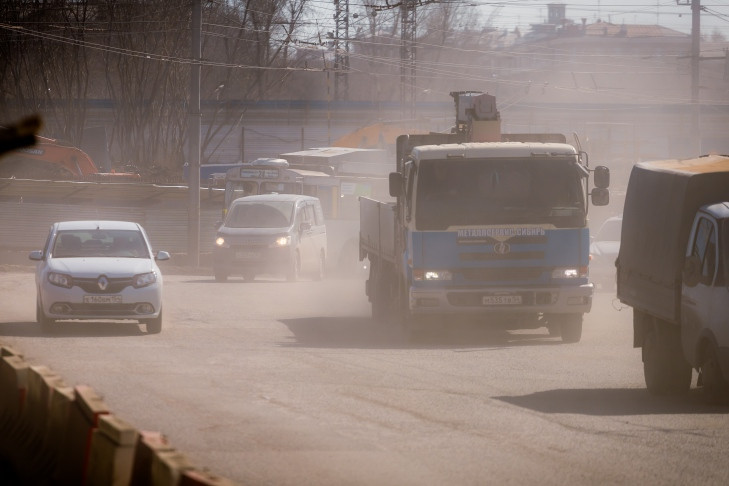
[1,268,727,485]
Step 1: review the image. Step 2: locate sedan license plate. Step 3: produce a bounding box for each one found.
[83,295,122,304]
[235,250,259,260]
[482,295,522,305]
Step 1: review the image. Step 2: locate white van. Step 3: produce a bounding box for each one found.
[213,194,327,282]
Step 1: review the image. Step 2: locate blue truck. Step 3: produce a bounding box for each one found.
[359,92,610,341]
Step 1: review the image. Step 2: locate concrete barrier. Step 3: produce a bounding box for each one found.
[55,385,111,484]
[0,340,238,485]
[86,413,139,485]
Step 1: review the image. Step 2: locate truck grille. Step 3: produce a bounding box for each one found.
[459,267,544,281]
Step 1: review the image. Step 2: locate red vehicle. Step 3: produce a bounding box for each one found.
[0,135,139,181]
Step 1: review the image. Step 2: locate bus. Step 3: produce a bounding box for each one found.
[222,157,390,274]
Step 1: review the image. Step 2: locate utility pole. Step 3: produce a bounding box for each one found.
[188,0,201,266]
[333,0,350,101]
[401,0,417,118]
[691,0,701,155]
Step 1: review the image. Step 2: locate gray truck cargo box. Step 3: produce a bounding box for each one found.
[359,197,397,264]
[616,155,729,323]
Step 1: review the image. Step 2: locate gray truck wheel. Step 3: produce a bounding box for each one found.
[643,326,691,395]
[700,344,729,404]
[559,314,583,343]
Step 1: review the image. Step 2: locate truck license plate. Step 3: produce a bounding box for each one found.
[482,295,522,305]
[83,295,122,304]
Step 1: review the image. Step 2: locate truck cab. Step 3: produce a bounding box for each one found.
[681,202,729,400]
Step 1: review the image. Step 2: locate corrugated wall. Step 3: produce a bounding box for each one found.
[0,180,222,253]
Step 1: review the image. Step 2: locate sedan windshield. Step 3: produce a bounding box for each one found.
[52,230,149,258]
[226,201,294,228]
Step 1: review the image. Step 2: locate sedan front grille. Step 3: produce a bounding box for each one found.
[74,277,135,294]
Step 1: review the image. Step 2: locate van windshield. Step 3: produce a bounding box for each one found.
[226,201,295,228]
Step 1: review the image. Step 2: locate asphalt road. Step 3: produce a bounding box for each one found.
[1,268,728,485]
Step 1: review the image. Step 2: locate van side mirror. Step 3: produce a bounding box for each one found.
[682,255,701,288]
[591,188,610,206]
[156,250,171,261]
[593,165,610,189]
[29,250,43,261]
[299,222,311,233]
[389,172,403,197]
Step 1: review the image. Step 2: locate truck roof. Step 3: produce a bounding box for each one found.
[636,154,729,175]
[411,142,577,160]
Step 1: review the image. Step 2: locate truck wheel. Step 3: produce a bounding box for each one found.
[700,344,729,405]
[559,314,583,343]
[643,325,691,395]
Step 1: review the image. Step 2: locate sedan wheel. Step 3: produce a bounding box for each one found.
[144,310,163,334]
[36,298,55,332]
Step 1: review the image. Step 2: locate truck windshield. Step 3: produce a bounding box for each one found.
[415,158,585,230]
[226,201,295,228]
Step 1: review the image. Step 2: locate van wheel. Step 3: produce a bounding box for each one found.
[214,271,228,282]
[643,324,691,395]
[287,252,300,282]
[314,252,325,281]
[700,344,729,404]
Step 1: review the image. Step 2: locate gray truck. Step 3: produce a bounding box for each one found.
[616,155,729,402]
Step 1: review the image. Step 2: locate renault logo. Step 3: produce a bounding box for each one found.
[97,276,109,291]
[494,242,511,255]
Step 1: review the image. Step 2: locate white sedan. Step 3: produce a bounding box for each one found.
[29,220,169,333]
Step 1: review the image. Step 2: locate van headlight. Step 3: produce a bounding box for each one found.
[413,269,453,281]
[215,236,227,247]
[552,266,588,279]
[272,236,291,247]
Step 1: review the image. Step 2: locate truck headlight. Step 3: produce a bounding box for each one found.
[48,272,73,288]
[133,272,157,288]
[413,269,453,281]
[552,266,588,279]
[272,235,291,247]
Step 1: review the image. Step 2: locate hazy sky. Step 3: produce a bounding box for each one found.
[477,1,729,36]
[310,1,729,38]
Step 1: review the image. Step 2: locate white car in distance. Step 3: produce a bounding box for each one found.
[29,220,169,333]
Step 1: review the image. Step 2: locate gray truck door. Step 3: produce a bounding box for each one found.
[681,215,722,363]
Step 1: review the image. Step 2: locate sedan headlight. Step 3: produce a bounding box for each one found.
[272,235,291,247]
[133,272,157,288]
[48,272,73,288]
[413,269,453,281]
[552,266,588,279]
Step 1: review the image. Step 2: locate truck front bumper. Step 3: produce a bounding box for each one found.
[408,283,593,316]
